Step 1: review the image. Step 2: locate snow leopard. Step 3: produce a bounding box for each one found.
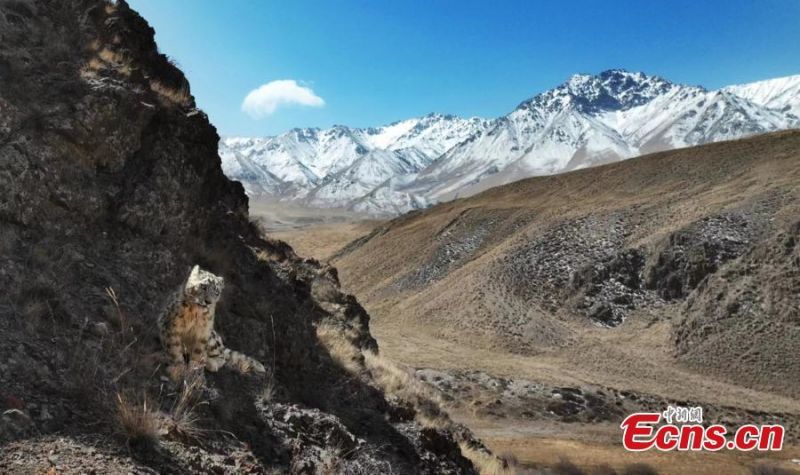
[159,265,266,381]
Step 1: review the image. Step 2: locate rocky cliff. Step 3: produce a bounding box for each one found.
[0,1,478,472]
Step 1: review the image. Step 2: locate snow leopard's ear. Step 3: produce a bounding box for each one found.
[183,265,202,292]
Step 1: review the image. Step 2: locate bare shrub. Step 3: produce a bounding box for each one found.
[66,287,144,408]
[165,54,181,69]
[259,378,275,403]
[114,392,162,447]
[163,368,208,441]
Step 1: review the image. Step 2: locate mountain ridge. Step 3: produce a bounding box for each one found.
[0,1,482,472]
[329,129,800,402]
[221,70,800,215]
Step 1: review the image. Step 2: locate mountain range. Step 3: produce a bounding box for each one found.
[220,70,800,215]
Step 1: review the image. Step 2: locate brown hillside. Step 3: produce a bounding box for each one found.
[0,1,481,473]
[333,130,800,403]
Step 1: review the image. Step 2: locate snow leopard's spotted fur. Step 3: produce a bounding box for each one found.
[159,265,265,380]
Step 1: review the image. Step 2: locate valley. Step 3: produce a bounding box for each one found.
[269,131,800,473]
[5,1,798,473]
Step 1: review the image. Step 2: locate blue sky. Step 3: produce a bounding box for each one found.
[128,0,800,137]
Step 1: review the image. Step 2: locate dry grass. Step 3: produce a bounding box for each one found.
[362,350,450,429]
[330,131,800,412]
[116,368,211,446]
[315,322,365,374]
[259,378,275,403]
[455,450,662,475]
[149,79,191,107]
[619,464,659,475]
[87,38,102,52]
[114,392,162,446]
[318,131,800,474]
[66,287,142,404]
[549,460,659,475]
[81,46,133,78]
[482,436,800,475]
[163,369,207,441]
[80,58,105,79]
[97,48,131,74]
[459,442,517,475]
[255,248,283,263]
[363,351,442,403]
[314,320,453,429]
[65,288,214,450]
[270,219,382,262]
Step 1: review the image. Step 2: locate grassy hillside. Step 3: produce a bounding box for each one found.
[332,130,800,403]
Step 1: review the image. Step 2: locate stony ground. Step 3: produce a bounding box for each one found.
[415,369,800,442]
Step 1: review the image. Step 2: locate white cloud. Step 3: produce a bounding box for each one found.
[241,80,325,118]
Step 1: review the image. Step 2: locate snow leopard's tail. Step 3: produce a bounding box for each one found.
[206,330,266,375]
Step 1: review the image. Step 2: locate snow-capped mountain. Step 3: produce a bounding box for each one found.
[723,75,800,118]
[411,71,796,201]
[219,114,488,204]
[220,70,800,215]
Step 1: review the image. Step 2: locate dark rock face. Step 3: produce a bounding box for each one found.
[568,210,768,326]
[674,222,800,398]
[500,212,628,313]
[571,248,651,326]
[645,213,762,299]
[0,1,475,472]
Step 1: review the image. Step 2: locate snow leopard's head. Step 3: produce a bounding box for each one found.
[183,265,225,307]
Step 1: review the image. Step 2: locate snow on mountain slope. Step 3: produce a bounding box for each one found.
[348,175,431,216]
[220,114,485,203]
[406,70,797,203]
[304,148,430,207]
[220,70,800,215]
[723,75,800,117]
[219,136,319,191]
[382,113,491,157]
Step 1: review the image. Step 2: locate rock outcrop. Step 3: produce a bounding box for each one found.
[0,1,476,472]
[645,212,766,300]
[674,221,800,397]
